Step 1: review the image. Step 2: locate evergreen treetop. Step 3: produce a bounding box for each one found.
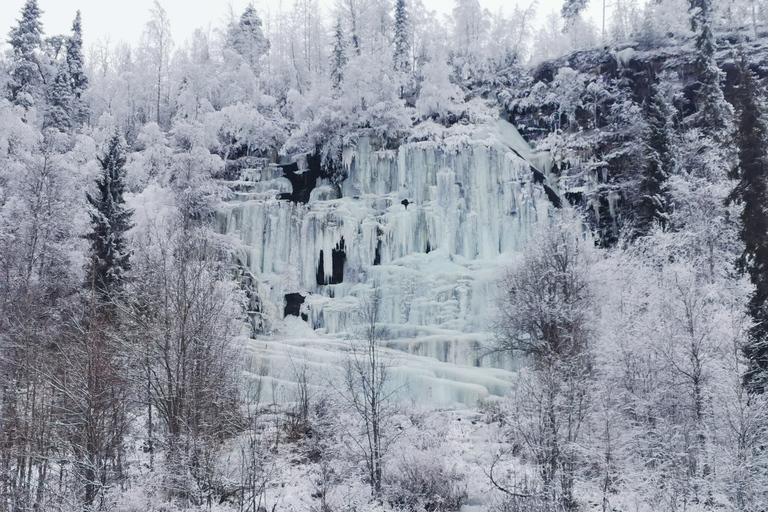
[561,0,588,26]
[9,0,43,58]
[331,18,347,89]
[228,4,270,74]
[393,0,411,74]
[7,0,44,107]
[66,11,88,98]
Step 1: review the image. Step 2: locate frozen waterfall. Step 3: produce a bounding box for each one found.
[220,120,552,407]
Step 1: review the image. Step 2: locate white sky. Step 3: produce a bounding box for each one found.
[0,0,606,52]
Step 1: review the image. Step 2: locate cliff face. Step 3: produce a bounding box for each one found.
[506,39,768,243]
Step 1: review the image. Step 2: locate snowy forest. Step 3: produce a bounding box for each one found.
[3,0,768,510]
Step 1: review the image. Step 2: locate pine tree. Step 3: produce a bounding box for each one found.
[331,18,347,89]
[637,86,675,235]
[393,0,410,74]
[87,130,133,300]
[66,11,89,124]
[228,4,270,75]
[728,52,768,393]
[7,0,44,108]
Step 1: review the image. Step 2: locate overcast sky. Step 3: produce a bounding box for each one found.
[0,0,604,52]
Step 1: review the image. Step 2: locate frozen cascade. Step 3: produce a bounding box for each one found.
[220,120,551,407]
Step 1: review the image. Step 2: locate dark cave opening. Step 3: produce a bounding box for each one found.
[284,292,307,321]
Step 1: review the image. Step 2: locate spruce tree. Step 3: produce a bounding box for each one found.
[66,11,89,124]
[393,0,410,74]
[7,0,44,108]
[728,52,768,393]
[561,0,588,27]
[689,0,730,135]
[87,130,132,300]
[46,64,73,131]
[331,19,347,89]
[228,4,270,75]
[637,86,675,235]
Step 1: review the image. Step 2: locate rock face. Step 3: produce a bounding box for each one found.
[507,41,768,244]
[220,119,552,406]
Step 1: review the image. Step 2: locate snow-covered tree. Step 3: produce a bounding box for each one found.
[227,4,270,75]
[393,0,411,73]
[122,195,242,505]
[689,0,731,136]
[142,1,173,126]
[87,130,132,299]
[728,51,768,393]
[451,0,488,68]
[66,11,89,124]
[331,18,347,88]
[0,129,89,510]
[339,291,395,499]
[689,0,710,31]
[415,52,463,123]
[45,64,73,131]
[7,0,45,108]
[562,0,589,27]
[342,0,362,55]
[637,85,675,235]
[495,213,596,510]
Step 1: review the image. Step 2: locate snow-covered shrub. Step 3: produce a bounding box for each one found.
[385,447,467,511]
[489,494,551,512]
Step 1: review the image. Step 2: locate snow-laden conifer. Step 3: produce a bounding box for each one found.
[331,18,347,89]
[66,11,89,124]
[7,0,44,108]
[728,50,768,393]
[87,130,132,299]
[45,64,73,131]
[689,0,731,136]
[228,4,270,75]
[637,85,675,235]
[393,0,410,74]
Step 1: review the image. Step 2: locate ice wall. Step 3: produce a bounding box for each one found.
[220,120,550,406]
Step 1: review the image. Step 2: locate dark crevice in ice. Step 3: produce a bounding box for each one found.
[374,239,382,266]
[316,238,347,285]
[284,293,307,321]
[278,153,326,203]
[331,238,346,284]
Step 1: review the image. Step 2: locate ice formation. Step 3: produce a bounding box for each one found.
[220,120,552,406]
